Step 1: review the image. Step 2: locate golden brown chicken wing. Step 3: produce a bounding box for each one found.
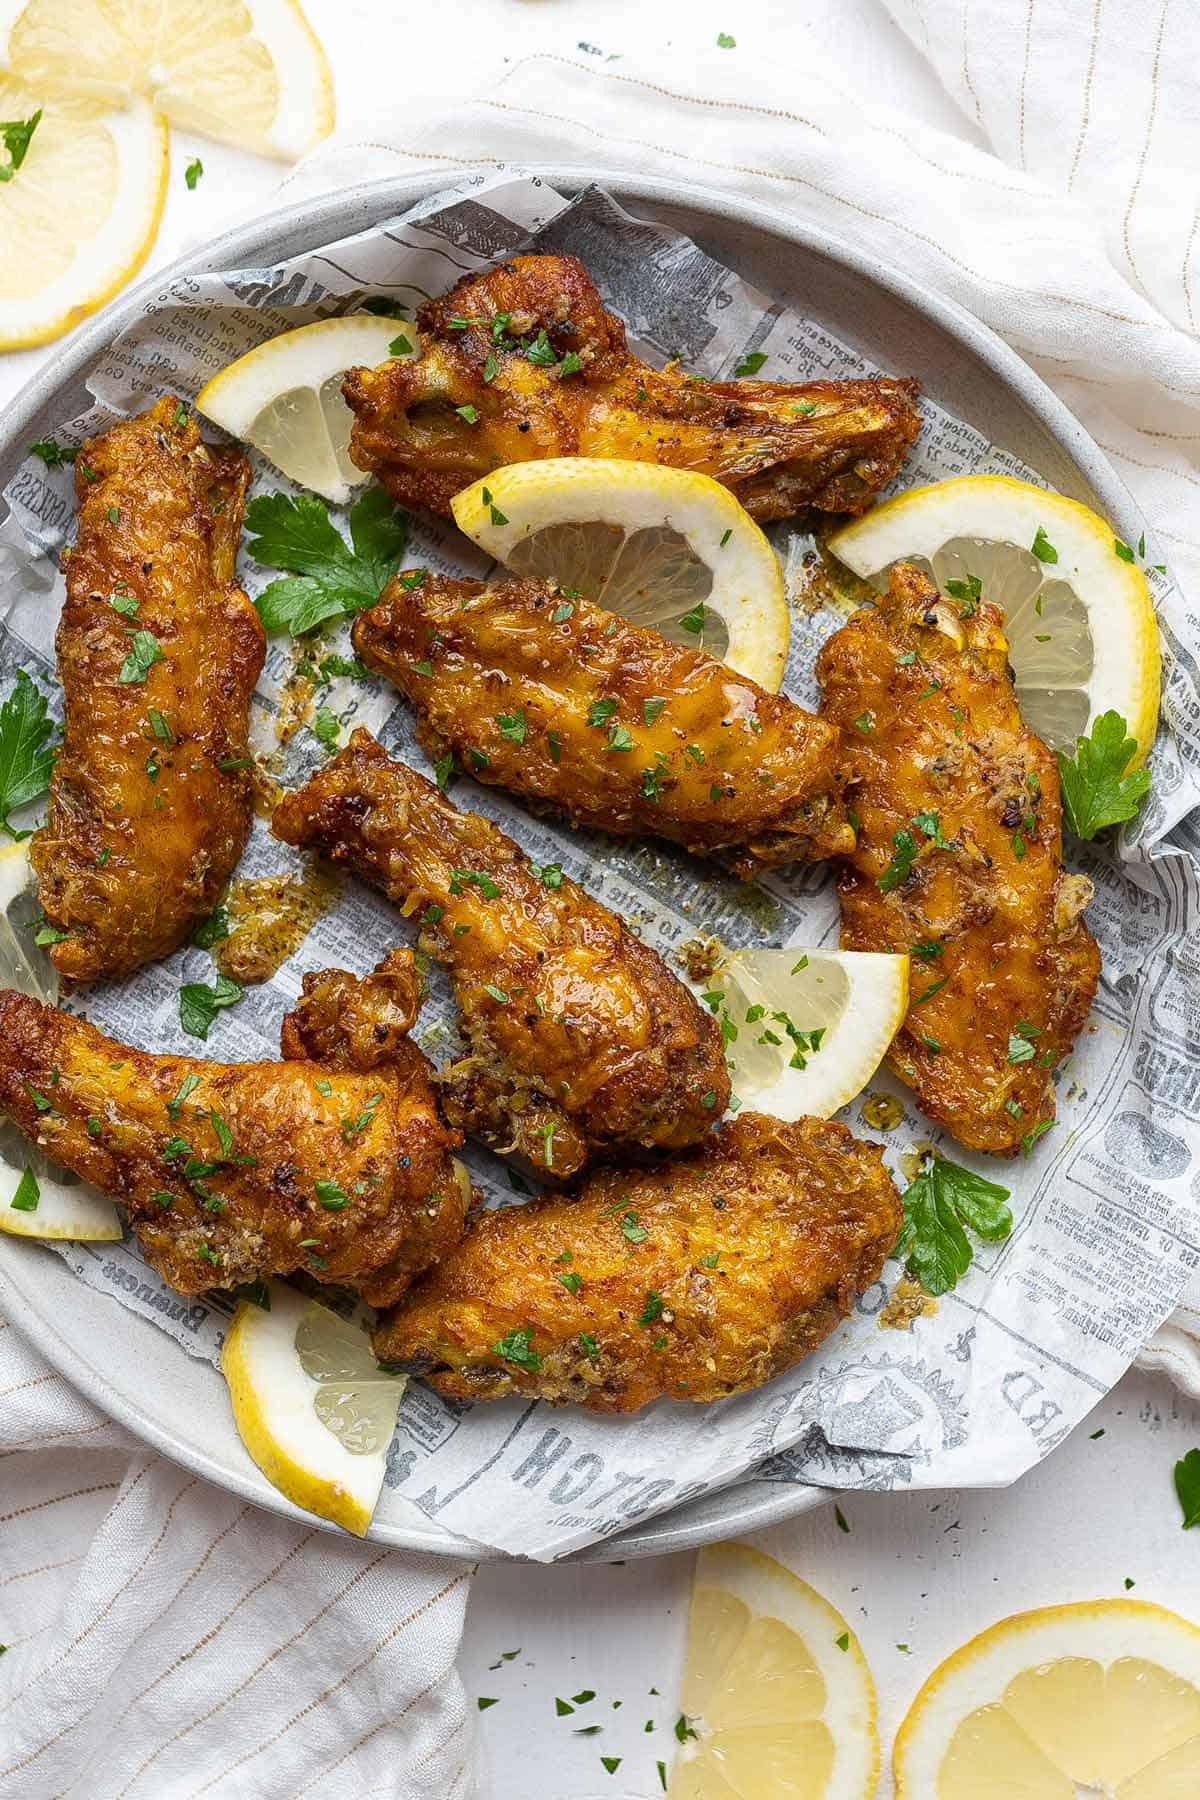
[352,573,853,877]
[344,254,921,521]
[30,398,265,986]
[272,729,730,1179]
[816,561,1101,1155]
[0,957,465,1306]
[373,1111,901,1413]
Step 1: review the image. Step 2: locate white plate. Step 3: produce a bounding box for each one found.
[0,169,1147,1560]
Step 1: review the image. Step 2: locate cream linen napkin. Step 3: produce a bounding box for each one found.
[0,1320,472,1796]
[277,4,1200,1386]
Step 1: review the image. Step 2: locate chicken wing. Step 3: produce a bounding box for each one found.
[373,1111,901,1413]
[272,729,730,1179]
[816,561,1101,1155]
[30,398,265,985]
[353,573,853,877]
[344,254,921,521]
[0,951,466,1306]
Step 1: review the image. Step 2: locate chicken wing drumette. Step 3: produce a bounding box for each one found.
[31,398,265,985]
[343,254,921,521]
[0,950,466,1306]
[272,729,730,1180]
[816,561,1101,1155]
[373,1111,901,1413]
[352,573,853,877]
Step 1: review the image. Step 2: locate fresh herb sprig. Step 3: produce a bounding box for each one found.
[0,670,56,840]
[1056,710,1151,839]
[246,488,409,637]
[894,1155,1012,1295]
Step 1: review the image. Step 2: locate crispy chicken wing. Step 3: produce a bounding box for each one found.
[374,1111,901,1413]
[0,953,465,1306]
[272,729,730,1179]
[344,254,921,521]
[816,561,1101,1155]
[353,573,853,877]
[30,398,265,985]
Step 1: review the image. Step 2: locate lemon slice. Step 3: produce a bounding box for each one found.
[0,0,334,160]
[0,1152,122,1242]
[697,947,908,1121]
[221,1281,406,1535]
[197,315,411,504]
[827,474,1161,761]
[0,78,166,350]
[894,1598,1200,1797]
[451,459,790,692]
[669,1542,878,1798]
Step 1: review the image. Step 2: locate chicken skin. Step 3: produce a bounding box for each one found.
[353,574,854,877]
[374,1112,901,1413]
[272,729,730,1179]
[31,398,265,985]
[0,954,465,1307]
[344,254,922,521]
[816,562,1101,1156]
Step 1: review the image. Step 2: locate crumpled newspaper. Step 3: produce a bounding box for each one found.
[1,170,1197,1560]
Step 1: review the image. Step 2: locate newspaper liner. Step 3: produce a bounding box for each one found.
[2,173,1198,1561]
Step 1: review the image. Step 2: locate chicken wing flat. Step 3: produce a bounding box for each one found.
[272,729,730,1179]
[30,398,265,985]
[344,254,921,521]
[816,561,1101,1155]
[0,952,465,1307]
[373,1112,901,1413]
[353,573,853,877]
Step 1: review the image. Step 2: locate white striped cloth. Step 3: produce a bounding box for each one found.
[4,7,1200,1793]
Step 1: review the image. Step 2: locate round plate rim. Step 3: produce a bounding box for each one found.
[0,165,1145,1561]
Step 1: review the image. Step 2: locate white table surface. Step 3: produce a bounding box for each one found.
[2,3,1197,1792]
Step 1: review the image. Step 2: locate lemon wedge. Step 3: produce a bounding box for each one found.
[669,1542,879,1798]
[451,459,790,692]
[0,0,334,160]
[0,77,166,349]
[197,315,411,504]
[894,1598,1200,1797]
[827,474,1161,762]
[697,947,908,1121]
[221,1281,405,1536]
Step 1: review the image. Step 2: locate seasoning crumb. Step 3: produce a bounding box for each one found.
[880,1275,939,1331]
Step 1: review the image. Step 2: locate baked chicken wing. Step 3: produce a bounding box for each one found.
[353,573,853,877]
[31,398,265,985]
[272,729,730,1179]
[373,1112,901,1413]
[816,561,1101,1155]
[344,254,922,521]
[0,951,465,1306]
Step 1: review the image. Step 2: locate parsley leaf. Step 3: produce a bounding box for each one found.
[179,974,243,1041]
[1056,710,1151,839]
[184,157,204,190]
[28,437,76,467]
[192,905,230,949]
[734,350,767,377]
[1174,1448,1200,1529]
[895,1156,1012,1296]
[493,1325,542,1371]
[118,630,164,685]
[1031,526,1058,564]
[0,671,55,839]
[717,30,736,46]
[247,488,409,637]
[0,111,40,182]
[879,827,917,892]
[311,707,341,756]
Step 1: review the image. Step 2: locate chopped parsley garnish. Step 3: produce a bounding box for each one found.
[678,601,706,635]
[341,1092,382,1141]
[109,587,139,618]
[607,722,634,752]
[196,1243,220,1266]
[547,730,562,763]
[641,765,665,803]
[118,630,165,685]
[558,1271,584,1295]
[914,975,948,1006]
[853,711,874,733]
[734,351,767,377]
[1031,526,1058,564]
[315,1178,350,1210]
[483,982,510,1005]
[33,923,69,945]
[835,1632,850,1651]
[642,698,666,727]
[944,573,981,615]
[477,1696,500,1711]
[579,1332,599,1360]
[210,1110,234,1157]
[1114,537,1135,563]
[895,1155,1012,1296]
[433,752,454,791]
[184,157,203,190]
[525,330,557,366]
[0,111,41,182]
[588,697,617,728]
[1056,710,1151,839]
[717,30,736,46]
[1174,1449,1200,1529]
[246,488,409,637]
[9,1168,38,1212]
[178,974,243,1041]
[167,1073,200,1119]
[450,868,500,899]
[551,601,575,623]
[620,1209,648,1245]
[878,828,918,893]
[148,707,173,742]
[455,403,479,424]
[0,671,55,840]
[496,709,528,744]
[492,1324,542,1370]
[311,707,341,755]
[389,332,414,356]
[482,351,500,383]
[638,1291,665,1326]
[529,861,564,889]
[28,437,76,467]
[912,939,943,960]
